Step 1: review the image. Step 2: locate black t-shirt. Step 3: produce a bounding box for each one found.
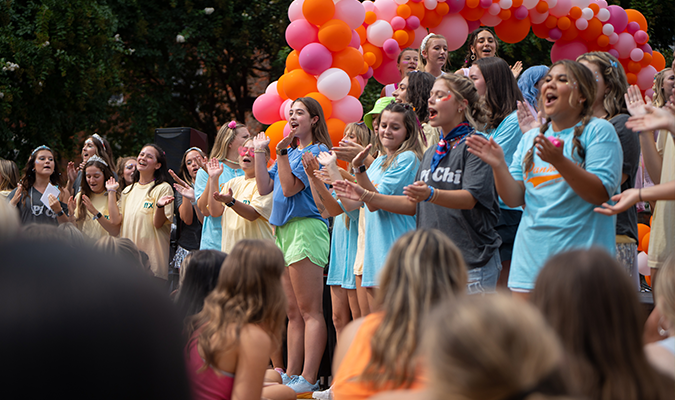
[416,134,502,269]
[174,191,202,251]
[9,186,68,226]
[611,114,640,241]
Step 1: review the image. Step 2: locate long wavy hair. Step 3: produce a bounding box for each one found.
[652,68,674,108]
[474,57,523,131]
[291,97,333,150]
[76,158,117,223]
[359,229,467,390]
[128,144,172,194]
[178,147,207,186]
[186,240,287,372]
[175,250,227,324]
[210,121,248,161]
[19,147,63,206]
[405,71,435,123]
[577,51,629,119]
[0,158,19,192]
[377,102,424,170]
[82,134,114,166]
[436,74,489,130]
[463,27,499,68]
[532,248,674,400]
[524,60,596,174]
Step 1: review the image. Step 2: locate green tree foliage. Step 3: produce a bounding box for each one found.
[0,0,126,162]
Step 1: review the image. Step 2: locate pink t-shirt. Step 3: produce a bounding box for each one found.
[185,339,235,400]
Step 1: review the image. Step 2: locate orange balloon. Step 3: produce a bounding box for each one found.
[545,15,558,29]
[396,4,412,19]
[361,61,369,75]
[365,11,377,25]
[408,1,425,19]
[277,74,288,100]
[266,120,288,159]
[356,26,367,44]
[402,29,415,48]
[348,77,362,98]
[626,9,648,32]
[306,92,333,119]
[466,0,480,7]
[393,29,409,46]
[597,34,609,48]
[569,6,582,19]
[640,52,652,67]
[651,215,653,226]
[532,23,550,39]
[561,24,579,41]
[512,0,523,7]
[627,61,641,73]
[286,50,300,71]
[326,118,347,145]
[579,17,602,42]
[363,52,376,66]
[588,3,599,14]
[646,275,651,287]
[303,0,335,26]
[332,47,364,78]
[642,232,651,254]
[436,2,449,16]
[651,51,666,71]
[421,9,442,28]
[319,19,352,52]
[626,72,637,85]
[283,69,318,100]
[461,5,484,21]
[498,9,511,20]
[495,17,531,43]
[637,223,651,244]
[557,16,571,31]
[536,1,549,13]
[362,43,383,69]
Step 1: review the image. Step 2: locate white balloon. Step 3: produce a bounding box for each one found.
[265,81,278,94]
[366,20,394,47]
[597,8,610,22]
[571,0,590,8]
[581,7,594,20]
[523,0,538,9]
[601,23,614,36]
[424,0,438,9]
[575,17,588,30]
[499,0,513,9]
[394,0,408,4]
[546,0,557,8]
[317,68,352,101]
[288,0,305,22]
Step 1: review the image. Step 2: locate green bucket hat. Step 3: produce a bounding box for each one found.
[363,97,395,130]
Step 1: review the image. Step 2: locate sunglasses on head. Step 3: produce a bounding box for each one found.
[238,147,256,157]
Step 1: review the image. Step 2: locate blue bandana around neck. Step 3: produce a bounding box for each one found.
[430,122,474,173]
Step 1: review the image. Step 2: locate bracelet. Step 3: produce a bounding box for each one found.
[276,148,288,156]
[359,189,370,202]
[424,186,435,202]
[639,188,643,202]
[157,203,165,209]
[366,190,376,202]
[254,149,266,154]
[431,188,439,203]
[226,198,236,207]
[93,212,103,221]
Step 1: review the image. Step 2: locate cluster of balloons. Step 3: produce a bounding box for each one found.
[637,221,651,283]
[252,0,663,154]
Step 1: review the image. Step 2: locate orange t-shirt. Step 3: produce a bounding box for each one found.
[332,312,427,400]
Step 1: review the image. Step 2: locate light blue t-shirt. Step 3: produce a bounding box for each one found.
[194,164,244,250]
[327,199,359,289]
[362,151,420,287]
[486,110,522,211]
[508,117,622,290]
[268,144,329,227]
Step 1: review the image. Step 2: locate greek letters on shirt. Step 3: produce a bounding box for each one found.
[419,167,463,185]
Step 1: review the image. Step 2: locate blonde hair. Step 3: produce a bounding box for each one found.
[210,122,247,161]
[0,159,19,192]
[360,229,467,389]
[436,74,489,129]
[424,295,568,400]
[418,34,448,72]
[187,240,287,372]
[0,199,20,241]
[577,52,629,119]
[655,252,675,332]
[652,68,674,108]
[377,103,424,171]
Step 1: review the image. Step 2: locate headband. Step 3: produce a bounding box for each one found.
[420,33,435,52]
[87,154,108,167]
[31,145,52,156]
[91,133,105,149]
[184,146,204,156]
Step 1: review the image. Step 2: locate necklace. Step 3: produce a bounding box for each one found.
[223,157,239,165]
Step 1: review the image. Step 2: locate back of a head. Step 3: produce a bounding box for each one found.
[175,249,227,322]
[518,65,549,106]
[532,248,673,400]
[0,239,190,399]
[57,222,88,249]
[95,236,145,271]
[424,294,569,400]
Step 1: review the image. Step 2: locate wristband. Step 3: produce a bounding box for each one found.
[353,164,367,174]
[157,203,165,209]
[254,149,266,154]
[425,187,435,202]
[226,198,236,207]
[93,212,103,221]
[56,209,65,217]
[276,148,288,156]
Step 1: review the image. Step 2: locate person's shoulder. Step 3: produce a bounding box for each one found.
[239,324,273,350]
[397,150,418,162]
[587,117,620,141]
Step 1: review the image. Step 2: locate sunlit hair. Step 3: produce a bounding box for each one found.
[405,71,435,123]
[344,122,374,167]
[291,97,333,150]
[56,222,88,249]
[0,198,20,241]
[377,103,424,170]
[210,121,248,161]
[474,57,524,131]
[0,158,20,192]
[524,60,596,174]
[19,148,63,207]
[241,137,270,162]
[128,144,172,194]
[436,74,489,129]
[577,51,629,119]
[360,229,467,390]
[424,295,570,400]
[115,156,136,191]
[95,236,145,271]
[418,34,448,72]
[76,159,117,223]
[655,252,675,334]
[531,248,673,400]
[652,68,674,108]
[175,250,227,324]
[463,27,499,67]
[186,240,287,372]
[82,134,114,166]
[178,147,206,185]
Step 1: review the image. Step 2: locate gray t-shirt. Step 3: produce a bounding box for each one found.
[416,134,502,269]
[611,114,639,241]
[9,186,68,226]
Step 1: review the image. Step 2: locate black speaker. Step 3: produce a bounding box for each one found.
[154,127,208,174]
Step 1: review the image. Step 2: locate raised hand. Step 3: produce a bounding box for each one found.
[302,152,321,176]
[253,132,271,150]
[157,195,175,208]
[466,135,506,168]
[403,181,431,203]
[206,158,224,179]
[10,183,23,206]
[625,84,649,117]
[316,151,338,167]
[333,180,365,201]
[516,100,541,133]
[352,144,372,168]
[67,196,76,216]
[534,134,566,166]
[169,169,195,201]
[594,189,640,216]
[213,188,234,204]
[66,161,78,183]
[625,104,675,133]
[511,61,523,79]
[48,194,62,214]
[313,169,333,186]
[276,126,296,151]
[81,194,98,214]
[105,177,119,192]
[333,139,366,162]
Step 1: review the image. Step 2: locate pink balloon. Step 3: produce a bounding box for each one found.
[606,5,627,33]
[446,0,466,13]
[406,16,421,30]
[575,18,588,30]
[549,0,571,17]
[480,0,491,8]
[530,8,549,25]
[549,28,562,40]
[288,0,305,22]
[372,57,400,85]
[608,32,619,45]
[253,93,284,124]
[615,32,636,59]
[362,67,374,80]
[283,122,292,137]
[332,95,364,122]
[285,19,319,51]
[645,89,654,99]
[640,43,652,55]
[608,49,619,59]
[627,21,639,34]
[391,16,406,30]
[514,5,529,20]
[634,30,648,45]
[638,251,649,276]
[467,19,481,32]
[637,65,657,91]
[630,48,644,62]
[488,3,501,15]
[362,1,375,13]
[411,26,427,48]
[373,0,397,21]
[434,13,469,51]
[265,81,278,95]
[383,38,400,57]
[481,11,502,27]
[279,99,292,120]
[335,0,366,29]
[355,75,366,95]
[349,30,361,49]
[550,39,588,63]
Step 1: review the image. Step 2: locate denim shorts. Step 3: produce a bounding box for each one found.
[466,251,501,295]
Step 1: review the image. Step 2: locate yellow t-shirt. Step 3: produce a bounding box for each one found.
[648,131,675,269]
[74,191,113,241]
[119,181,174,279]
[220,176,274,254]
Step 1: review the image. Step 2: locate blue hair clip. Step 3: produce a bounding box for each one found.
[610,60,617,68]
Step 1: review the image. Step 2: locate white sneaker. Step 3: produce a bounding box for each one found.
[312,386,332,400]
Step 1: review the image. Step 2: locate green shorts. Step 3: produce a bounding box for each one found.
[275,217,329,267]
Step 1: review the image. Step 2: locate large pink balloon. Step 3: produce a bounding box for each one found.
[480,11,502,27]
[549,0,571,17]
[411,26,427,48]
[637,65,657,91]
[285,19,319,51]
[335,0,366,29]
[446,0,466,13]
[433,13,469,51]
[550,39,588,63]
[372,57,400,85]
[299,43,333,75]
[606,5,628,33]
[373,0,397,21]
[615,32,636,59]
[253,93,284,124]
[332,95,364,123]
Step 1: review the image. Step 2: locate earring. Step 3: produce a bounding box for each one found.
[658,317,669,337]
[470,52,476,61]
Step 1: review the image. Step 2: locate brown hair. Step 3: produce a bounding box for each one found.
[115,156,136,191]
[463,27,499,67]
[436,74,489,129]
[76,159,117,223]
[474,57,524,131]
[377,102,424,170]
[523,60,596,174]
[360,229,467,389]
[186,239,287,372]
[210,122,248,161]
[178,147,207,185]
[19,147,63,207]
[532,248,674,400]
[291,97,333,150]
[577,52,629,119]
[0,158,20,192]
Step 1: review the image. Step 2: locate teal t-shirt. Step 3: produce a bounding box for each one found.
[486,110,522,211]
[508,117,622,290]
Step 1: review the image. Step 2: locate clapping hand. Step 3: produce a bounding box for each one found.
[169,170,195,202]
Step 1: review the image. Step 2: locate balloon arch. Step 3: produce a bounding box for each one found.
[252,0,665,153]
